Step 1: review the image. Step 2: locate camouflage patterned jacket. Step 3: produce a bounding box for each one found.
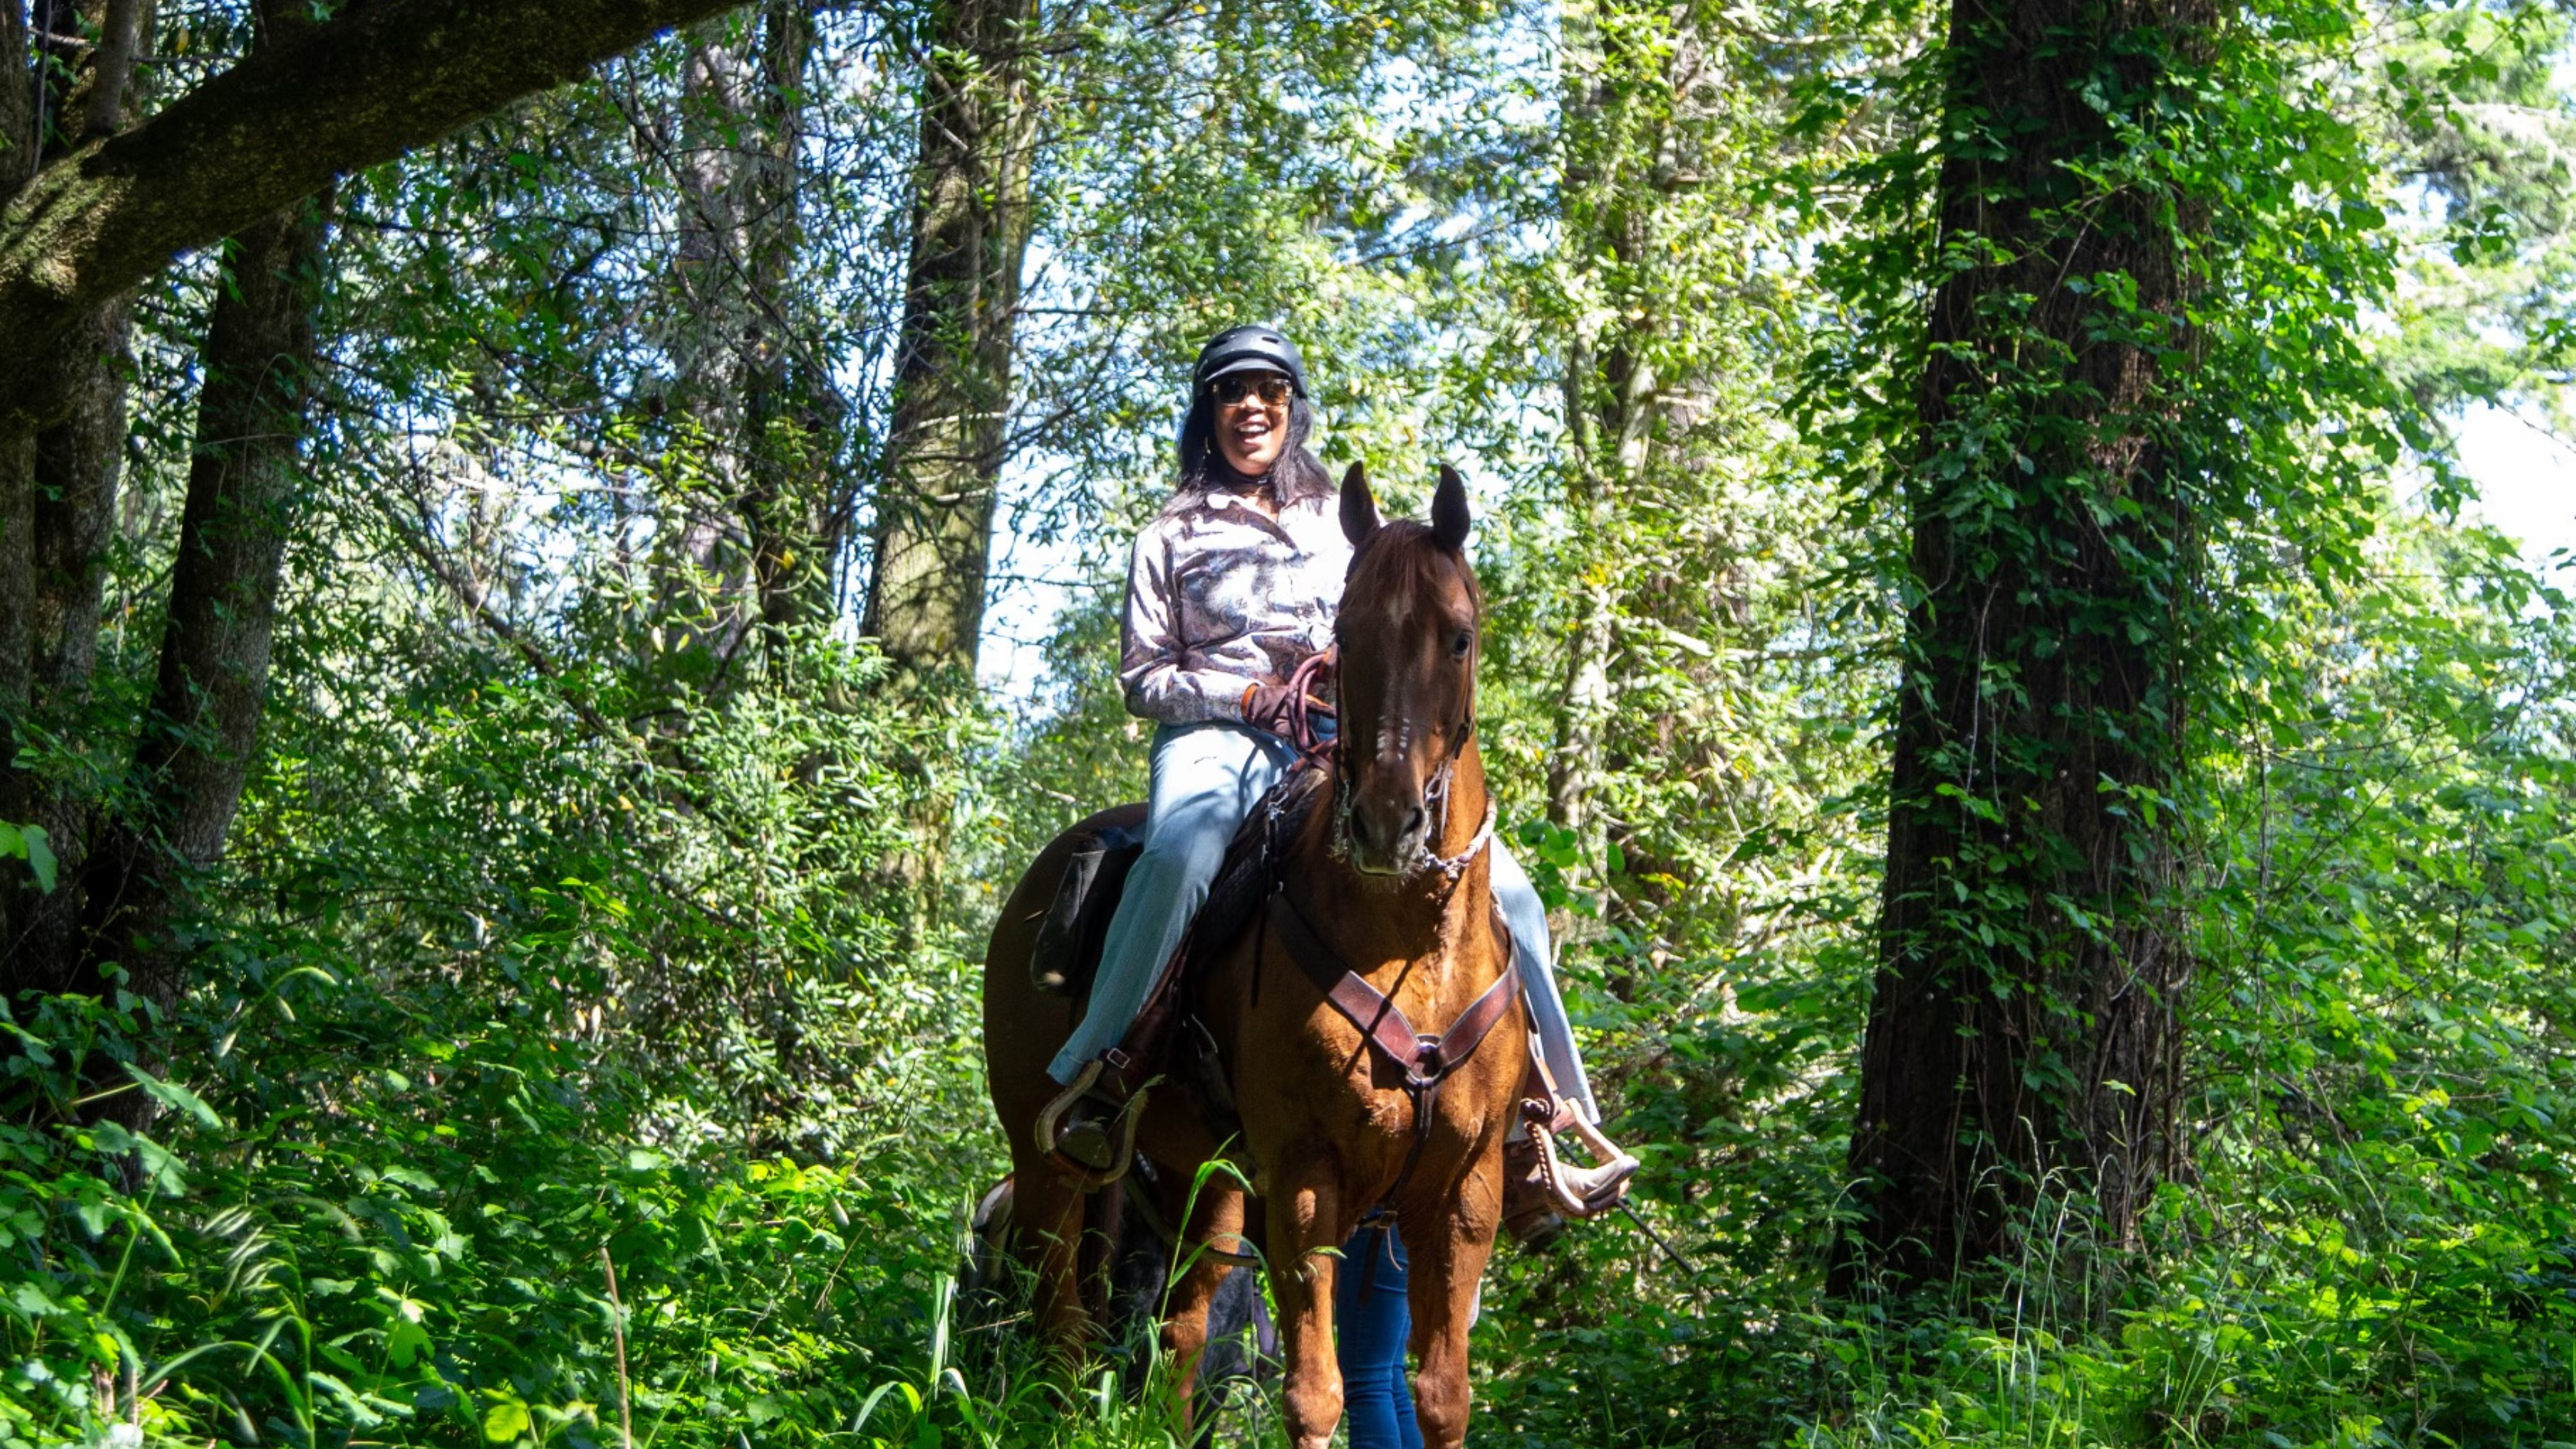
[1119,487,1352,725]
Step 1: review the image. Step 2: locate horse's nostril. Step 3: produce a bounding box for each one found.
[1403,806,1425,837]
[1348,811,1373,849]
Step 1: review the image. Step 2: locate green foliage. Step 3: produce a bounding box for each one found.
[0,826,54,896]
[2372,1,2576,432]
[0,989,948,1449]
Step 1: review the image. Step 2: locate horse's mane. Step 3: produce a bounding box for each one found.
[1344,519,1482,615]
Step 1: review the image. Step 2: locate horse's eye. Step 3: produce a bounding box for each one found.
[1451,630,1473,660]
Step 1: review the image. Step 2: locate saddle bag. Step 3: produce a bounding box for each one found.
[1031,823,1144,996]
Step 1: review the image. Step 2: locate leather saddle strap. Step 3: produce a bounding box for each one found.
[1267,893,1522,1089]
[1269,892,1423,1071]
[1432,935,1520,1085]
[1520,1010,1579,1132]
[1377,952,1522,1202]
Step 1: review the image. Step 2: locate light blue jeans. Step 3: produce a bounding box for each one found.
[1048,721,1598,1122]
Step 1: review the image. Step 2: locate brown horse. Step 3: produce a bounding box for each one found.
[983,462,1526,1447]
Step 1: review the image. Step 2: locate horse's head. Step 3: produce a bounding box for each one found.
[1332,462,1483,879]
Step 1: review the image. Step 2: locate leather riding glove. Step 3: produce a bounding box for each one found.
[1241,681,1331,738]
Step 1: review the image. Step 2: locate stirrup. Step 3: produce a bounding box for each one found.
[1521,1099,1638,1219]
[1034,1059,1145,1187]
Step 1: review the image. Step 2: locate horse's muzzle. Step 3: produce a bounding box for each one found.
[1342,785,1429,876]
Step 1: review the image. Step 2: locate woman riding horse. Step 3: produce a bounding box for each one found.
[1036,323,1638,1230]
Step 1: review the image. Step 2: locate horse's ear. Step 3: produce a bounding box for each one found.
[1430,465,1471,553]
[1340,462,1380,547]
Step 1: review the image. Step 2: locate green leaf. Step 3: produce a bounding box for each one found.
[121,1063,222,1130]
[22,829,53,893]
[386,1318,430,1368]
[10,1281,62,1319]
[0,823,54,893]
[483,1398,531,1443]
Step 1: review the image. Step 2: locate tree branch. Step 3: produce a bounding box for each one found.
[0,0,748,429]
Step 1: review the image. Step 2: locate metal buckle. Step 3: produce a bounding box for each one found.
[1411,1033,1445,1083]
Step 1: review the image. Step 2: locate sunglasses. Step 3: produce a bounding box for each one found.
[1209,374,1293,409]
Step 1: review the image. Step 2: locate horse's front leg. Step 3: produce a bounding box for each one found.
[1403,1157,1505,1449]
[1267,1165,1349,1449]
[1154,1171,1248,1435]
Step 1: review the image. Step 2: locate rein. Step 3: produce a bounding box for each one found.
[1279,646,1339,757]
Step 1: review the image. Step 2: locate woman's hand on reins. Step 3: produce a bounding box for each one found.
[1243,681,1334,739]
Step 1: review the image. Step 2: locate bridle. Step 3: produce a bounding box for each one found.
[1329,733,1497,882]
[1260,617,1518,1221]
[1301,619,1497,885]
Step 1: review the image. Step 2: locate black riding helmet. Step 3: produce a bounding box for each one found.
[1171,323,1332,506]
[1192,324,1308,399]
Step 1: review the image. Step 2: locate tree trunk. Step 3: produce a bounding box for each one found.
[862,0,1039,679]
[3,0,149,981]
[1546,0,1716,837]
[656,2,835,673]
[29,0,148,701]
[1546,337,1618,838]
[75,182,330,1009]
[1546,0,1628,840]
[1,0,40,749]
[1548,0,1727,958]
[0,5,28,199]
[739,0,836,652]
[654,21,761,663]
[1838,0,2206,1293]
[857,0,1037,934]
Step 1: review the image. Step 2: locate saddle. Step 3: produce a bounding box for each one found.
[1029,823,1144,997]
[1031,766,1332,1164]
[1028,767,1329,1004]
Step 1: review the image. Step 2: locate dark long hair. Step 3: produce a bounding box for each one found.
[1167,389,1335,514]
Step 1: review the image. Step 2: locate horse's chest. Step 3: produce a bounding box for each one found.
[1234,973,1477,1124]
